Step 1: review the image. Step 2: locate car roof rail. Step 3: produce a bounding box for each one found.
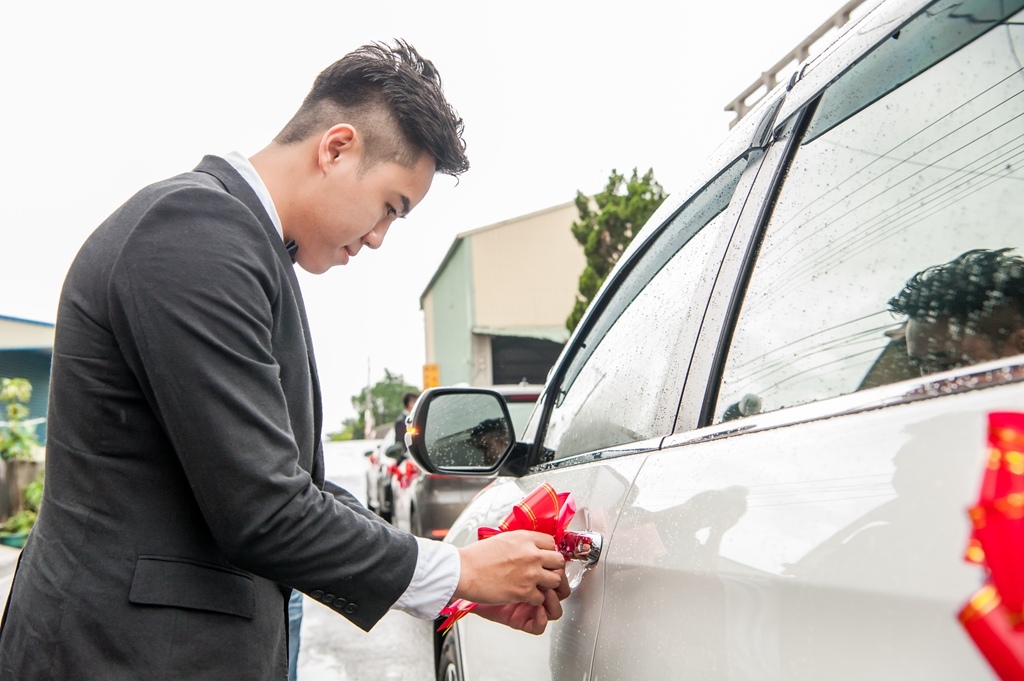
[724,0,870,128]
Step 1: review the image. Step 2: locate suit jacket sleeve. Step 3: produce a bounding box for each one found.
[106,184,418,630]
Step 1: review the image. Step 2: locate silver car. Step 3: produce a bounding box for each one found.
[364,430,402,522]
[408,1,1024,678]
[390,384,540,539]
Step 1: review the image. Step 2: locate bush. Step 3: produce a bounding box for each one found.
[0,509,36,534]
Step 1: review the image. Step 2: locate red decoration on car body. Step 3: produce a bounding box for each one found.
[437,483,574,633]
[961,412,1024,680]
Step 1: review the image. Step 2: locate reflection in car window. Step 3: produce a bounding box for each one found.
[715,7,1024,422]
[425,393,508,468]
[542,158,752,460]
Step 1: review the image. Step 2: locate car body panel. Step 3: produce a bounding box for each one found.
[456,446,652,681]
[592,378,1024,679]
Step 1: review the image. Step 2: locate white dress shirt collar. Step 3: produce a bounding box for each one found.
[223,151,284,240]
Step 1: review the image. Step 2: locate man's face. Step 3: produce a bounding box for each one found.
[296,150,435,274]
[906,315,1009,374]
[473,431,507,464]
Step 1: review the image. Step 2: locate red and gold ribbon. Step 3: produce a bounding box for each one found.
[959,585,1024,680]
[969,495,1024,622]
[978,413,1024,503]
[437,483,575,633]
[962,412,1024,680]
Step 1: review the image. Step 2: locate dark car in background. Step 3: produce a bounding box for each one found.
[390,384,540,540]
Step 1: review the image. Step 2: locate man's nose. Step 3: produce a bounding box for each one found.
[364,220,392,250]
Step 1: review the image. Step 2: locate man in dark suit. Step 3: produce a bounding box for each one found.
[0,41,568,680]
[394,391,419,457]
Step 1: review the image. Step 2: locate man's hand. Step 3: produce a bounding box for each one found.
[455,530,566,606]
[474,577,566,635]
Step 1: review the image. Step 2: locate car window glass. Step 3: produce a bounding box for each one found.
[543,158,752,460]
[715,8,1024,423]
[506,401,536,436]
[805,0,1024,143]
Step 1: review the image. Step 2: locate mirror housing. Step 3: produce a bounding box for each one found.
[405,387,516,475]
[384,442,406,461]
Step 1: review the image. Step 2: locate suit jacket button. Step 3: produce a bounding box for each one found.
[344,603,358,615]
[311,590,324,600]
[322,593,335,603]
[333,596,348,608]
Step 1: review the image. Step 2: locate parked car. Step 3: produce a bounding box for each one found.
[406,1,1024,678]
[363,435,386,515]
[364,428,404,522]
[390,384,541,539]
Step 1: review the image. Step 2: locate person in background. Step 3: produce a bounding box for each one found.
[888,248,1024,376]
[394,391,419,456]
[471,418,511,466]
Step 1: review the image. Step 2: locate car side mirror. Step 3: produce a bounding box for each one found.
[385,440,405,462]
[406,387,514,474]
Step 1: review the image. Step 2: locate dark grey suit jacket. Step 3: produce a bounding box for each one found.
[0,156,418,680]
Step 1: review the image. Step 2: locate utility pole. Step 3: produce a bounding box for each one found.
[363,359,375,440]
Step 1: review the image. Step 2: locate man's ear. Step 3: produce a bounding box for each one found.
[318,124,358,173]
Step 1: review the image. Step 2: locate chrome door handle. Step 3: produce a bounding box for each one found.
[558,531,603,568]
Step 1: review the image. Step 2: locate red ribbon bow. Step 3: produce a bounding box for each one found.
[396,460,419,489]
[437,483,575,632]
[960,412,1024,680]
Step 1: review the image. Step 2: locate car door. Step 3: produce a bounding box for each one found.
[448,143,772,680]
[595,2,1024,679]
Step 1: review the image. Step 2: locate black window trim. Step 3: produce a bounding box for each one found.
[697,101,821,429]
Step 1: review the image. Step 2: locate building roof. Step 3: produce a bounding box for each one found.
[0,315,55,351]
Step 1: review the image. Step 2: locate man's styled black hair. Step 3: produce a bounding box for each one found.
[888,248,1024,324]
[276,40,469,177]
[471,418,506,439]
[402,392,419,409]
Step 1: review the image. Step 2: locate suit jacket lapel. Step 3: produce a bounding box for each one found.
[192,155,324,454]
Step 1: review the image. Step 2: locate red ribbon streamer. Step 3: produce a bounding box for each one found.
[962,412,1024,680]
[960,585,1024,680]
[979,413,1024,504]
[437,483,575,632]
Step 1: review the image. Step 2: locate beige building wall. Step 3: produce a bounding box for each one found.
[469,202,584,340]
[422,295,436,363]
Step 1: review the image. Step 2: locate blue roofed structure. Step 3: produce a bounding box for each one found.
[0,314,54,442]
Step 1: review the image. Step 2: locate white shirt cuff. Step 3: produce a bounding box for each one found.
[392,537,461,619]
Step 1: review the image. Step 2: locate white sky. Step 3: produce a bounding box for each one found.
[1,0,837,430]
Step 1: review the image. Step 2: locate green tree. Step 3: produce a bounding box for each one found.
[0,377,41,461]
[567,168,666,333]
[333,369,420,440]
